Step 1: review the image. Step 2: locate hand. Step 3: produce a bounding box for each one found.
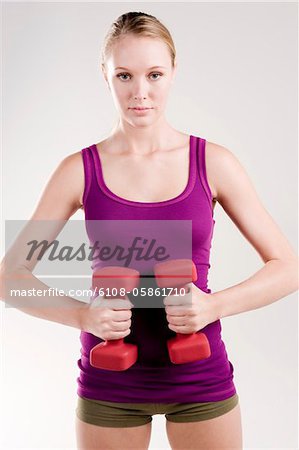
[79,295,134,340]
[163,283,218,334]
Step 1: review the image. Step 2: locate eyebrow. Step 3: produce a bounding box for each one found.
[114,66,167,71]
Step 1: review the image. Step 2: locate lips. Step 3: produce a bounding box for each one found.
[129,107,152,110]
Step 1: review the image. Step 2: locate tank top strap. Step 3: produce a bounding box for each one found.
[188,134,197,191]
[83,137,199,206]
[195,136,214,204]
[81,136,213,207]
[81,146,97,206]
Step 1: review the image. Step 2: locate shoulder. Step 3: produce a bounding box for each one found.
[204,140,243,201]
[27,149,87,221]
[53,149,86,208]
[57,150,85,187]
[61,149,85,167]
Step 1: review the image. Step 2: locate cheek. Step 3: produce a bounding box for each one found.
[110,81,125,97]
[113,87,126,100]
[155,83,172,99]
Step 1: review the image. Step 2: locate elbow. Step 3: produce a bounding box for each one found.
[291,258,299,293]
[0,264,26,279]
[281,256,299,294]
[0,264,30,302]
[266,255,299,295]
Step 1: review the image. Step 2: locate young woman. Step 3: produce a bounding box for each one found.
[1,11,298,450]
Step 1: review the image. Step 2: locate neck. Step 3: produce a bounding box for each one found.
[108,117,182,155]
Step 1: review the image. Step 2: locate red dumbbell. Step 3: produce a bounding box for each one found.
[154,259,211,364]
[89,266,139,371]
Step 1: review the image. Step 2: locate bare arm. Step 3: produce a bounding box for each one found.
[0,151,87,330]
[205,142,298,319]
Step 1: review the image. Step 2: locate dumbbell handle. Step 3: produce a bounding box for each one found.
[154,259,211,363]
[89,266,139,370]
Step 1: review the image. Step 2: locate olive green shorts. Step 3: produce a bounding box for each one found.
[76,393,239,428]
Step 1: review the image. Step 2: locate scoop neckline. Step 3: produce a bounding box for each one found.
[91,134,197,207]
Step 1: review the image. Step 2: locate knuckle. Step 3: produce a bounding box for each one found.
[101,314,109,323]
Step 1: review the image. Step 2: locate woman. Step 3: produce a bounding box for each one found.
[1,11,298,450]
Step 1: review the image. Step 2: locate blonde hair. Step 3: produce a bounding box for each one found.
[100,11,176,73]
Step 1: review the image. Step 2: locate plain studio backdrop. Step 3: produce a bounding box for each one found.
[1,2,298,449]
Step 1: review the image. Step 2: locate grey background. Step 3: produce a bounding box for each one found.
[1,2,298,449]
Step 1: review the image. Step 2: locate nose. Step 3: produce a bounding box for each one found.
[132,78,149,100]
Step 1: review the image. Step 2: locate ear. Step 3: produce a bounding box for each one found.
[102,69,111,91]
[171,62,177,83]
[106,80,111,91]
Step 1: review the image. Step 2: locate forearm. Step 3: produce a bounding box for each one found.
[0,267,87,330]
[212,258,299,320]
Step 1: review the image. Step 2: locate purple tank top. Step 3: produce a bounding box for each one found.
[76,134,237,403]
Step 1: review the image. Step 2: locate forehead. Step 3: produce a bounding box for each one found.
[107,35,171,70]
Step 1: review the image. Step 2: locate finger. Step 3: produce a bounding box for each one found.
[111,298,134,310]
[163,291,193,307]
[112,310,132,320]
[165,304,192,315]
[167,315,188,325]
[168,323,190,333]
[182,282,192,294]
[165,304,193,316]
[179,288,193,304]
[163,294,185,307]
[111,320,131,331]
[173,283,192,295]
[91,297,133,310]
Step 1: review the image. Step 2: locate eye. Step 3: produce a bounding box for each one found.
[116,72,130,81]
[116,72,163,81]
[150,72,162,80]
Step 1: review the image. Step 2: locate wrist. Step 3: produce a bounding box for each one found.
[209,292,224,320]
[76,301,89,331]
